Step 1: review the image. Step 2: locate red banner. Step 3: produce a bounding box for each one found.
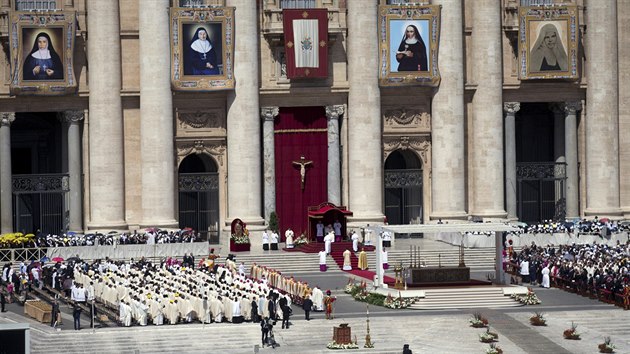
[283,9,328,79]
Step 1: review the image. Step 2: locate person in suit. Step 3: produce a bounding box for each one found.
[302,295,313,321]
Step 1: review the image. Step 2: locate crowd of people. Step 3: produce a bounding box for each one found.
[0,229,201,249]
[506,240,630,307]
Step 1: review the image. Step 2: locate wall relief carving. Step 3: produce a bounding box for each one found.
[177,140,226,167]
[383,136,431,164]
[383,108,430,129]
[178,111,221,129]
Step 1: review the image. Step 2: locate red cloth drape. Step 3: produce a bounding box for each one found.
[274,107,328,239]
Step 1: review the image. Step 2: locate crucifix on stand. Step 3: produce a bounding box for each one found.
[292,155,313,190]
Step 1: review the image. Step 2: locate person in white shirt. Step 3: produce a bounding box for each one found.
[262,230,270,251]
[270,231,279,250]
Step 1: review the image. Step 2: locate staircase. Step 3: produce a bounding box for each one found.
[408,286,523,310]
[234,247,499,275]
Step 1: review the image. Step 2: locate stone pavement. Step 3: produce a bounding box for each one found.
[2,290,629,353]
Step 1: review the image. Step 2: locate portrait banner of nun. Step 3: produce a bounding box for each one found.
[9,12,77,96]
[519,6,579,80]
[378,5,441,87]
[170,7,235,91]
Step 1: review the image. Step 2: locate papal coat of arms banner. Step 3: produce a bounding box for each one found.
[282,9,328,79]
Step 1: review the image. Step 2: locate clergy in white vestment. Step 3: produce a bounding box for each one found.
[351,231,360,252]
[342,249,352,271]
[324,231,334,254]
[285,229,294,249]
[311,287,324,311]
[138,301,149,326]
[333,220,342,242]
[541,265,550,288]
[222,296,233,322]
[364,226,372,246]
[319,250,327,272]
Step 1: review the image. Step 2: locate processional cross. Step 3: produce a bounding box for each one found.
[292,155,313,190]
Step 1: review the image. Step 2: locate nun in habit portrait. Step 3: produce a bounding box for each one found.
[395,24,428,72]
[187,27,219,75]
[529,23,568,72]
[22,32,63,80]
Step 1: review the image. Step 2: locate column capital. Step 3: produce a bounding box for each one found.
[59,110,85,124]
[260,107,279,122]
[0,112,16,126]
[563,101,582,115]
[325,105,345,120]
[503,102,520,115]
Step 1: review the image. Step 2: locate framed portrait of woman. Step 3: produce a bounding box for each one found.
[519,5,579,80]
[378,5,441,87]
[170,7,235,91]
[9,12,77,96]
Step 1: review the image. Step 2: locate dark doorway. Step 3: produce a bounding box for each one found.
[384,150,423,231]
[178,154,220,243]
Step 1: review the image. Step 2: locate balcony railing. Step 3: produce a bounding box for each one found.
[262,0,345,39]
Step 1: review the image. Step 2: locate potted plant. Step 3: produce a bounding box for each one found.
[486,343,503,354]
[479,328,499,343]
[598,337,616,353]
[470,312,489,328]
[563,321,581,340]
[530,312,547,326]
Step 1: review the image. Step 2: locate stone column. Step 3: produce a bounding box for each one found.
[503,103,520,221]
[139,0,177,228]
[0,113,15,234]
[62,111,84,231]
[471,0,506,220]
[226,0,263,226]
[585,0,621,217]
[551,104,565,205]
[87,0,127,229]
[261,107,279,222]
[619,0,630,218]
[347,0,383,225]
[326,105,344,206]
[431,0,467,221]
[564,101,581,219]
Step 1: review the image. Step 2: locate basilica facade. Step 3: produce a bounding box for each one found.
[0,0,628,239]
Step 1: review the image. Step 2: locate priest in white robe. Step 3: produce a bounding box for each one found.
[311,287,324,311]
[319,250,327,272]
[351,231,360,252]
[342,249,352,271]
[285,228,294,249]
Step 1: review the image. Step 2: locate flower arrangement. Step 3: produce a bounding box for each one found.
[511,287,542,305]
[294,233,309,246]
[479,328,499,343]
[383,292,418,309]
[563,321,581,340]
[486,343,503,354]
[598,337,616,353]
[230,229,250,244]
[470,312,489,328]
[326,341,359,350]
[530,312,547,326]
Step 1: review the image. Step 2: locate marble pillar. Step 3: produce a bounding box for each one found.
[226,0,264,227]
[503,102,520,221]
[62,111,84,232]
[139,0,177,228]
[347,0,383,225]
[431,0,467,221]
[552,104,565,205]
[326,105,344,206]
[261,106,279,222]
[585,0,621,217]
[87,0,127,229]
[0,113,15,234]
[471,0,506,220]
[564,101,581,219]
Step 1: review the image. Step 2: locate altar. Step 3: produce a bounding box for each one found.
[409,266,470,285]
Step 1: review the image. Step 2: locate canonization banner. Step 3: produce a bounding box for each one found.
[283,9,328,79]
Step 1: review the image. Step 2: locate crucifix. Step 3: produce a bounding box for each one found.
[292,155,313,190]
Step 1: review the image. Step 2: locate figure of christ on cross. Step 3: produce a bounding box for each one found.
[292,155,313,190]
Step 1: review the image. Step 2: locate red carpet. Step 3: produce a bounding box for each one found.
[284,241,374,254]
[383,278,493,288]
[326,243,392,282]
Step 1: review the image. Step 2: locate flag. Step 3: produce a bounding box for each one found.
[283,9,328,79]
